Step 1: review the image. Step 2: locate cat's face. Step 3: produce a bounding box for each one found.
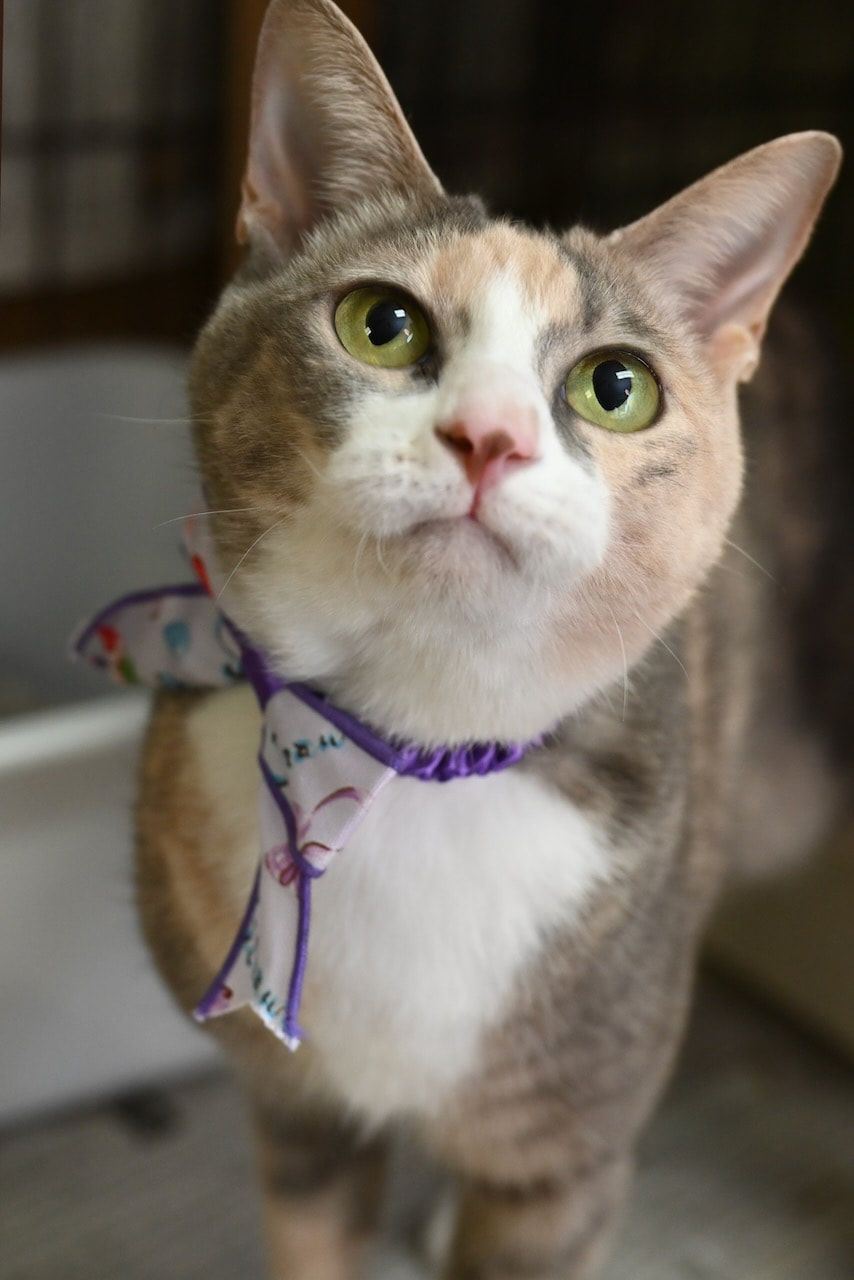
[190,0,839,745]
[192,200,736,742]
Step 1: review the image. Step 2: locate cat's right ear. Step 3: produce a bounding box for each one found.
[237,0,442,259]
[609,132,841,382]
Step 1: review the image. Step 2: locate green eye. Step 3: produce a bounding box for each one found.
[564,350,660,433]
[334,286,430,368]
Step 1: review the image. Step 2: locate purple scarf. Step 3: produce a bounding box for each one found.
[73,522,539,1049]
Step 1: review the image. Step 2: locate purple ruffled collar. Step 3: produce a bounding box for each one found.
[234,618,539,782]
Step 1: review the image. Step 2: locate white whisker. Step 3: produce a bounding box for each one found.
[351,525,372,593]
[606,604,629,721]
[153,507,260,530]
[722,536,776,582]
[94,413,193,425]
[635,616,689,680]
[286,440,326,484]
[375,534,392,582]
[216,517,287,602]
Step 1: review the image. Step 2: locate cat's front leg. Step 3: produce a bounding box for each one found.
[441,1155,631,1280]
[249,1097,386,1280]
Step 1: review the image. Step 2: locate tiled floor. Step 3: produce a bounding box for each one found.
[2,974,853,1279]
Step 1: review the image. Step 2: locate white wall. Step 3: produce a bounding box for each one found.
[0,346,217,1122]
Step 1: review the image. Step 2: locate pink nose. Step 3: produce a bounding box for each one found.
[436,416,538,495]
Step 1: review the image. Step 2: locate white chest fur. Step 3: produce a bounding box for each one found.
[187,687,610,1126]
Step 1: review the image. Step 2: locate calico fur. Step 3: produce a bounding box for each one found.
[135,3,846,1277]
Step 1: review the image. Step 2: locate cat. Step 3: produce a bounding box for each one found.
[134,1,847,1276]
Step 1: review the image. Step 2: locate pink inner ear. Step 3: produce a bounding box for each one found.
[239,76,316,254]
[697,185,826,342]
[611,133,841,367]
[707,323,760,383]
[699,247,780,343]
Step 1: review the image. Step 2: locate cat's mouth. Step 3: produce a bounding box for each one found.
[408,514,520,571]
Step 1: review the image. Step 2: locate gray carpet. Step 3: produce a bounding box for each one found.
[2,975,853,1279]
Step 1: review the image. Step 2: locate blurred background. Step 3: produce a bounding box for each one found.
[1,2,852,1277]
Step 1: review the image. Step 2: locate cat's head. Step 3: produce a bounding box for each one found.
[191,0,840,745]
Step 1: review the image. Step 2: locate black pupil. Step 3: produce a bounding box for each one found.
[365,300,409,346]
[592,359,633,411]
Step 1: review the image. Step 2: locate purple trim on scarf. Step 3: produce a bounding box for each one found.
[193,864,260,1019]
[72,582,208,659]
[258,751,324,1047]
[224,617,540,781]
[288,867,313,1047]
[286,681,539,779]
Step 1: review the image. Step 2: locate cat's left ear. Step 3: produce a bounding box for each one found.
[610,132,842,380]
[237,0,443,260]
